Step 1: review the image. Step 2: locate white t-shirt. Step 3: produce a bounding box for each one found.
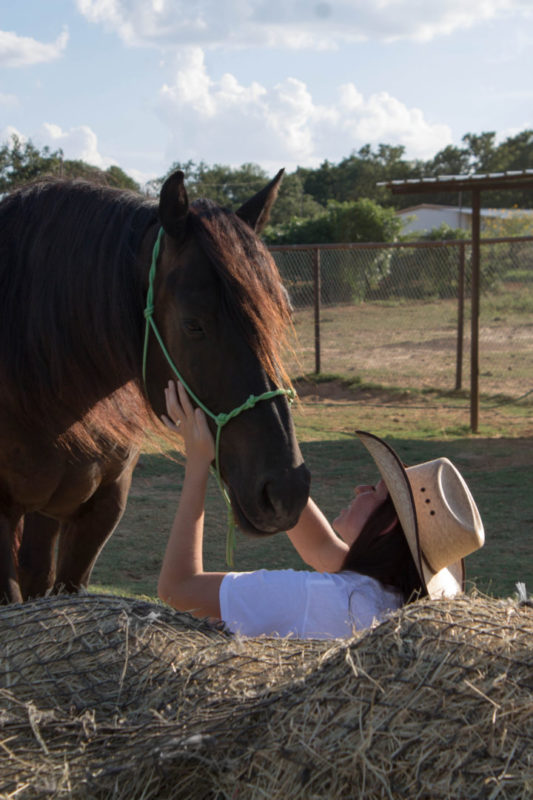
[219,569,403,639]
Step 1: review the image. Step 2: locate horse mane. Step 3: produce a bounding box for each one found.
[187,199,293,388]
[0,180,292,457]
[0,178,158,454]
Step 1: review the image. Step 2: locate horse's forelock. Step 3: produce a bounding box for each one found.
[188,200,292,384]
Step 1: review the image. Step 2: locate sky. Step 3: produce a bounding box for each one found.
[1,1,533,187]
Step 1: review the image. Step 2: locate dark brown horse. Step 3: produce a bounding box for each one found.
[0,169,310,603]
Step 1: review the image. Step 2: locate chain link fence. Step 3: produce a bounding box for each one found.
[271,237,533,400]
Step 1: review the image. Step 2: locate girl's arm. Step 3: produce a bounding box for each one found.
[286,498,348,573]
[157,381,226,619]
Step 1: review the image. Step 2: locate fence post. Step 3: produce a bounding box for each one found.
[455,242,465,391]
[313,247,321,374]
[470,191,481,433]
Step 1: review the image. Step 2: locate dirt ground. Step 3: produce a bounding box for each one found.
[288,299,533,400]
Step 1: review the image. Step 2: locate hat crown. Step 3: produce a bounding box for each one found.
[355,431,485,599]
[406,458,484,572]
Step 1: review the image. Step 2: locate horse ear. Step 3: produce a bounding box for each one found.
[236,168,285,233]
[158,170,189,242]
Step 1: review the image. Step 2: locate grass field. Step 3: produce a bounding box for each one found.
[285,285,533,399]
[91,375,533,602]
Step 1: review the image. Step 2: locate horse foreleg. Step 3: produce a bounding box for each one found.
[17,512,60,600]
[0,513,23,604]
[54,466,135,594]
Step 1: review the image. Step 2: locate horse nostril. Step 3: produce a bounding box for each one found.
[261,480,277,515]
[260,466,310,520]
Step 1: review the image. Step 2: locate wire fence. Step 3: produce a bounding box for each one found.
[271,236,533,402]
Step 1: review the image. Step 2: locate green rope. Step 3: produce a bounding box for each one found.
[142,227,295,566]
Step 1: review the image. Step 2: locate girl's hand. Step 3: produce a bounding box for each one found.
[162,380,215,467]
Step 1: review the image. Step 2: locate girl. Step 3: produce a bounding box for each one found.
[158,381,484,639]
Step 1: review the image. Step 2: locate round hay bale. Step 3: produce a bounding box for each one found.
[0,593,228,714]
[0,593,531,799]
[208,594,533,800]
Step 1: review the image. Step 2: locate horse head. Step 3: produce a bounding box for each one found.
[144,170,310,536]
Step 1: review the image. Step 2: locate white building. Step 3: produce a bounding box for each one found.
[396,204,533,235]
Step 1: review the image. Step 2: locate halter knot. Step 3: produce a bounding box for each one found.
[143,304,154,320]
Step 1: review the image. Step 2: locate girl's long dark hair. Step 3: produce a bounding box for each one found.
[341,494,425,603]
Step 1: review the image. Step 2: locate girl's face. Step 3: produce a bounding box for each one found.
[333,479,389,547]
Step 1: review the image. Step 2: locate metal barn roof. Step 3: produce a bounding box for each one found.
[379,169,533,193]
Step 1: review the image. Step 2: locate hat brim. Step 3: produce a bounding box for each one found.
[355,431,465,599]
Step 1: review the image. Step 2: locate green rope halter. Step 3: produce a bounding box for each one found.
[142,227,295,566]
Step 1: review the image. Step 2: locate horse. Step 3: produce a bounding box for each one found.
[0,169,310,604]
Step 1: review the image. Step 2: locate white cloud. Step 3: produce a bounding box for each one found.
[36,123,110,168]
[1,123,104,165]
[156,48,451,169]
[76,0,529,48]
[0,123,149,185]
[338,89,451,159]
[1,123,108,168]
[0,27,68,67]
[0,125,23,144]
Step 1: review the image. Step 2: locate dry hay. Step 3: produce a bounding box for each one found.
[0,592,531,799]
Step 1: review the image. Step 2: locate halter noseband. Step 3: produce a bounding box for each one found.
[142,227,295,566]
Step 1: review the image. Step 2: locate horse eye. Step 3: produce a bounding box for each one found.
[183,318,204,337]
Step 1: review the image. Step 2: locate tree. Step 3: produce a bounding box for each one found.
[60,160,140,191]
[384,224,470,300]
[264,198,402,304]
[103,165,139,191]
[299,144,423,209]
[0,134,63,192]
[148,161,322,225]
[462,132,499,173]
[264,197,401,245]
[154,160,269,208]
[0,134,140,193]
[427,144,470,177]
[267,171,323,225]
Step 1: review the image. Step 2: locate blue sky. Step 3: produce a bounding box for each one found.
[1,1,532,186]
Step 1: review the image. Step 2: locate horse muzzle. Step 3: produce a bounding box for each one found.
[228,462,311,536]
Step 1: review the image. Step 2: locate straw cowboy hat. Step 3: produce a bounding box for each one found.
[356,431,485,598]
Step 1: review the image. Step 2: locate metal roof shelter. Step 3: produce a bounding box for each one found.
[379,169,533,432]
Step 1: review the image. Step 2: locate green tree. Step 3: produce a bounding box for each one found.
[103,165,139,191]
[427,144,470,177]
[462,132,499,172]
[0,134,63,192]
[269,171,323,225]
[149,161,322,225]
[60,160,139,191]
[384,224,470,300]
[264,197,401,245]
[298,144,424,209]
[153,160,269,208]
[0,134,140,193]
[265,199,402,304]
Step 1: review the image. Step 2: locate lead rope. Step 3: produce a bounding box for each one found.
[142,227,295,566]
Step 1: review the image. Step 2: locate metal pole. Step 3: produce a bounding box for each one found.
[313,247,321,374]
[455,242,465,391]
[470,191,481,432]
